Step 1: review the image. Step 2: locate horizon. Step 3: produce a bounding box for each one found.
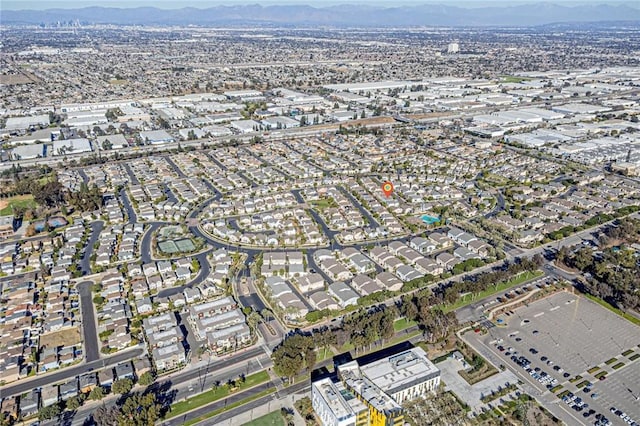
[4,0,640,10]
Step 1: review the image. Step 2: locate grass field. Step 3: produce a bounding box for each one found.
[339,329,422,355]
[311,199,335,210]
[443,270,544,313]
[167,370,270,419]
[0,195,36,216]
[500,75,533,83]
[243,410,284,426]
[393,317,417,332]
[183,388,276,426]
[317,348,334,362]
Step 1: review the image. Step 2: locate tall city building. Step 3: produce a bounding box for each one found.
[447,42,460,54]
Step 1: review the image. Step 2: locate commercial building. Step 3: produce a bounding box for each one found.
[311,377,368,426]
[312,346,440,426]
[358,347,441,404]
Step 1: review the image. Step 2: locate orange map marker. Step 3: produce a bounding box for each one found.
[382,181,394,197]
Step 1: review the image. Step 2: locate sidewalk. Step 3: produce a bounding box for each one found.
[198,390,307,426]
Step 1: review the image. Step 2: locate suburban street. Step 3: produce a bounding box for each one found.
[79,221,103,276]
[77,280,100,362]
[0,347,145,399]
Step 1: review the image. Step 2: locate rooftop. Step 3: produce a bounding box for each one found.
[359,347,440,396]
[312,377,354,422]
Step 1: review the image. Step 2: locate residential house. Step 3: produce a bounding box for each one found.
[327,282,359,308]
[115,362,135,381]
[296,273,325,293]
[152,344,186,371]
[351,274,383,296]
[308,291,341,311]
[375,272,403,292]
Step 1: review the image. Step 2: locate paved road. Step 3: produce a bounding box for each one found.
[156,249,212,298]
[291,189,338,241]
[139,222,163,264]
[338,185,380,228]
[77,281,100,362]
[162,381,277,426]
[0,347,145,398]
[484,190,505,219]
[79,221,104,276]
[119,187,137,224]
[163,183,179,204]
[44,348,274,426]
[76,168,89,185]
[164,155,187,179]
[122,163,140,185]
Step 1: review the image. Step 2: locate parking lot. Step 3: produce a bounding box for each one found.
[592,360,640,426]
[464,290,640,426]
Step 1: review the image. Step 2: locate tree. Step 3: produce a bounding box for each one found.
[0,413,10,426]
[89,385,106,401]
[93,405,119,426]
[304,347,316,372]
[271,333,315,383]
[66,394,85,411]
[102,139,113,150]
[138,371,156,386]
[120,392,160,426]
[112,378,134,395]
[38,403,61,420]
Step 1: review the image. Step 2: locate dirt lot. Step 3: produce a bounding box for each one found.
[39,327,82,349]
[0,73,38,85]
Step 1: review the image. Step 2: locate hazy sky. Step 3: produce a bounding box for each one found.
[3,0,634,9]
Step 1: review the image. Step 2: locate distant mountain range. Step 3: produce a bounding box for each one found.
[3,3,640,27]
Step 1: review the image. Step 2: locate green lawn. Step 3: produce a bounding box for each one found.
[317,347,334,362]
[622,349,634,357]
[605,357,618,365]
[339,329,422,355]
[242,410,284,426]
[0,195,36,216]
[184,388,276,426]
[311,199,336,210]
[166,370,270,419]
[500,75,533,83]
[629,353,640,361]
[443,270,544,313]
[393,317,417,332]
[582,294,640,327]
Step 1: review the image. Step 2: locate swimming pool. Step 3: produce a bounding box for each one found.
[33,216,68,232]
[421,215,440,224]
